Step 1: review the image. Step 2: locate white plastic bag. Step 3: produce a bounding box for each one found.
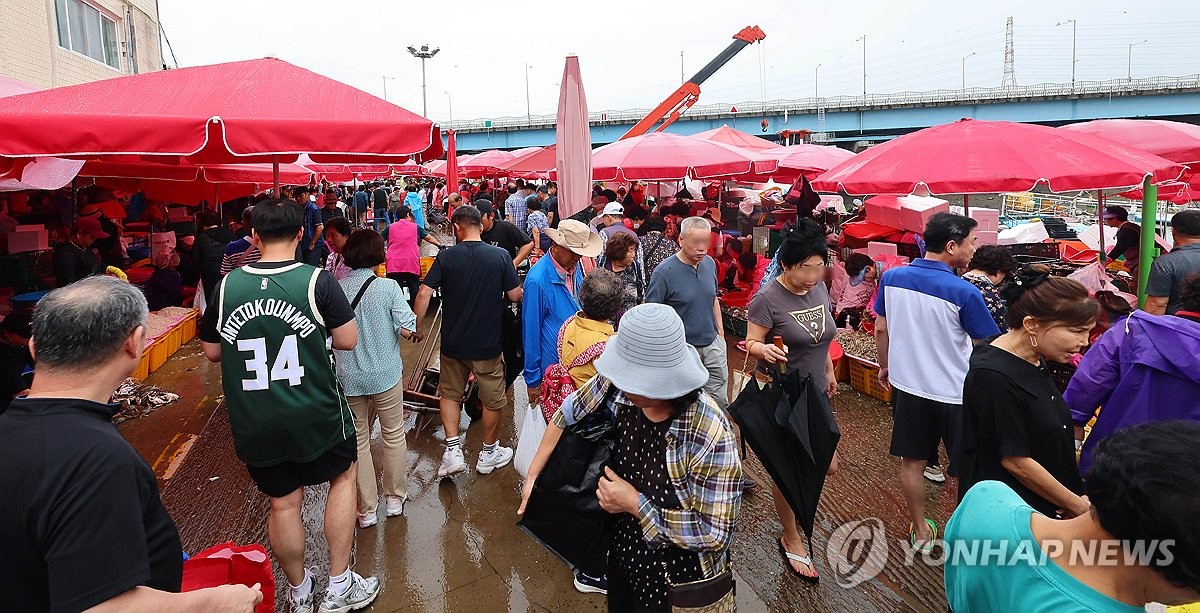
[514,402,547,479]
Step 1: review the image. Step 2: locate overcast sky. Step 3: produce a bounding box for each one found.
[158,0,1198,124]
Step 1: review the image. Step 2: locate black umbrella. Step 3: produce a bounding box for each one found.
[729,367,840,550]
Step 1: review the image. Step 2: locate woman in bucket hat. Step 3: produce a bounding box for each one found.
[519,303,744,612]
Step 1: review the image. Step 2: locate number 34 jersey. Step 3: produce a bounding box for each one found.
[216,262,354,467]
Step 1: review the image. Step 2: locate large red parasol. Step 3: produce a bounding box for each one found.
[0,57,443,164]
[460,149,518,178]
[812,118,1184,195]
[1060,119,1200,165]
[0,75,84,191]
[691,125,782,151]
[761,144,857,180]
[445,132,460,199]
[591,132,777,182]
[498,146,556,179]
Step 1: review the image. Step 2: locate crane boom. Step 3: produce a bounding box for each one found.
[620,26,765,140]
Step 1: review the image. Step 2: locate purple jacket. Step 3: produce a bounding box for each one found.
[1064,311,1200,474]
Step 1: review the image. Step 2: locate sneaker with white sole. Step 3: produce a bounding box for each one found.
[475,445,514,474]
[923,466,946,483]
[288,567,319,613]
[573,571,608,594]
[318,571,380,613]
[437,446,467,479]
[357,511,377,529]
[385,495,406,517]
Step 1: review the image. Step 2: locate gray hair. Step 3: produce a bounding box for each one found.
[578,268,624,322]
[32,276,148,371]
[679,216,712,240]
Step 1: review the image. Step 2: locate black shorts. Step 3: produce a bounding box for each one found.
[245,438,357,499]
[889,388,961,470]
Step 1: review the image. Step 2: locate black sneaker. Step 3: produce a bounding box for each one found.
[743,476,758,493]
[573,571,608,595]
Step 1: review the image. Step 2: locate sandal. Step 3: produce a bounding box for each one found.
[778,538,820,584]
[908,518,938,555]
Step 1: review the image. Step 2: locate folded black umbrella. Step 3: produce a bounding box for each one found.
[729,369,840,550]
[517,408,615,577]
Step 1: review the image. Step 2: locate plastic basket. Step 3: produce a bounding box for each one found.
[147,335,172,374]
[131,351,151,381]
[848,356,892,403]
[179,309,200,343]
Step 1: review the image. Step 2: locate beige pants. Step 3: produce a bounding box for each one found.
[348,380,410,516]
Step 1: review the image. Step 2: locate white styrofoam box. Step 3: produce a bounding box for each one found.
[9,228,48,253]
[867,241,899,258]
[969,208,1000,231]
[949,205,965,216]
[976,230,999,246]
[864,195,904,229]
[898,195,950,233]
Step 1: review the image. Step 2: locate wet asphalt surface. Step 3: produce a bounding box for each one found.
[120,333,957,613]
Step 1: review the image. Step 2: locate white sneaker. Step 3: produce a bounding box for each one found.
[437,446,467,479]
[385,495,406,517]
[923,466,946,483]
[357,511,377,528]
[475,445,514,474]
[288,568,318,613]
[318,571,380,613]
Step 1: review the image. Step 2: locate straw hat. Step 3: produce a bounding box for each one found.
[544,219,603,257]
[593,303,708,399]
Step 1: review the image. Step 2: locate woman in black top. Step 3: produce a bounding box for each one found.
[958,265,1099,517]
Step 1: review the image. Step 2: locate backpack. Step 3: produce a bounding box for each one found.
[540,316,607,422]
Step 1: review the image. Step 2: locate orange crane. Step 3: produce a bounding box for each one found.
[619,26,766,140]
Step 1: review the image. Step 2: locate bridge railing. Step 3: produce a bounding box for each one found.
[443,74,1200,132]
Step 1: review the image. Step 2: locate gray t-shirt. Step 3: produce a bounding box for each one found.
[646,254,719,347]
[747,278,836,390]
[1146,243,1200,315]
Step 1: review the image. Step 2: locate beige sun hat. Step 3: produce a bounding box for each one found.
[544,219,603,258]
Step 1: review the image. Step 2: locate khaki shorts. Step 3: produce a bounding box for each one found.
[438,354,508,411]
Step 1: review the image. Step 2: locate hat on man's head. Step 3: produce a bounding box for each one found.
[544,219,603,258]
[593,303,708,399]
[72,216,109,239]
[600,203,624,217]
[474,199,496,216]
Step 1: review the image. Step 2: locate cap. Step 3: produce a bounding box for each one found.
[473,199,496,216]
[72,216,109,239]
[600,203,624,217]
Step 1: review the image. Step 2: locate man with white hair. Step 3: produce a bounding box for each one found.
[646,216,728,410]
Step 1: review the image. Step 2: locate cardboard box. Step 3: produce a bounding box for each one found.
[867,242,899,258]
[969,208,1000,232]
[8,226,48,253]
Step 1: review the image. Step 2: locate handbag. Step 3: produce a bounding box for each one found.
[181,542,275,613]
[661,557,736,612]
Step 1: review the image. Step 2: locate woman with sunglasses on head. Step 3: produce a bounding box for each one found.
[957,265,1100,518]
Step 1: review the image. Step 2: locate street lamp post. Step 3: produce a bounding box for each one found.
[1128,40,1148,81]
[815,63,821,99]
[406,44,440,117]
[444,91,454,124]
[524,64,532,124]
[961,52,976,90]
[1056,20,1077,92]
[856,35,866,95]
[382,75,398,102]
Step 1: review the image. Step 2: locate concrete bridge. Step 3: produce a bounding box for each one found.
[446,75,1200,152]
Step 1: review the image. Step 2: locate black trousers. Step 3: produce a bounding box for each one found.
[387,272,420,306]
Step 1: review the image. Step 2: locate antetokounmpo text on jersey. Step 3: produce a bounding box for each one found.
[220,298,318,344]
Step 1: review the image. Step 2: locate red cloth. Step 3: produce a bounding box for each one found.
[182,542,275,613]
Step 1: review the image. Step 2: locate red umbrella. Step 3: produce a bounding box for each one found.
[0,57,442,164]
[556,55,592,219]
[692,125,782,151]
[812,118,1184,195]
[80,160,313,184]
[1060,119,1200,165]
[591,132,777,182]
[761,144,857,179]
[460,149,517,177]
[0,75,84,191]
[499,145,556,179]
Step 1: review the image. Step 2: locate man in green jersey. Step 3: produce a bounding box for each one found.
[200,199,379,613]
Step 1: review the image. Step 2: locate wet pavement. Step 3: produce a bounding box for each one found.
[123,335,956,612]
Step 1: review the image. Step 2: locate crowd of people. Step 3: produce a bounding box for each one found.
[1,173,1199,613]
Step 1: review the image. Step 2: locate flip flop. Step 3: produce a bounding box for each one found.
[908,518,938,555]
[779,538,820,584]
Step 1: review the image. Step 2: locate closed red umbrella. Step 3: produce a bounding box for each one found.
[591,132,777,182]
[1060,119,1200,164]
[445,131,460,202]
[0,57,442,164]
[556,55,592,218]
[812,118,1184,195]
[692,125,782,151]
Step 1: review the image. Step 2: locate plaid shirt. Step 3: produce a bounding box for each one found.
[553,375,743,577]
[505,192,530,235]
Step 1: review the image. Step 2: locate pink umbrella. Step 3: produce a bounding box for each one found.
[555,55,592,219]
[499,146,556,179]
[1060,119,1200,165]
[762,144,856,179]
[812,118,1184,195]
[691,125,782,151]
[591,132,777,181]
[461,149,517,177]
[445,131,460,203]
[0,75,84,191]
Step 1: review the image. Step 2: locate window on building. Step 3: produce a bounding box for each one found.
[54,0,121,70]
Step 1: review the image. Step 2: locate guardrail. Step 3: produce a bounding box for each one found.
[444,75,1200,133]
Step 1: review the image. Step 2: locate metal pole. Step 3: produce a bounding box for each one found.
[1097,191,1106,263]
[963,193,970,216]
[680,51,685,84]
[861,35,867,95]
[273,157,280,198]
[1070,21,1076,92]
[420,58,428,117]
[1127,40,1147,80]
[382,76,388,102]
[1137,177,1158,307]
[525,64,531,123]
[815,64,820,99]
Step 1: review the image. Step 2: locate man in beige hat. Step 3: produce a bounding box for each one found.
[523,219,603,406]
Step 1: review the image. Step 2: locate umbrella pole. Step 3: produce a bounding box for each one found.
[1097,191,1106,264]
[1137,177,1157,308]
[963,194,970,216]
[273,157,280,198]
[214,183,221,222]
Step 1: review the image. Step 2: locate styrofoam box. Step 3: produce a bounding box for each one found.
[969,208,1000,232]
[976,230,999,246]
[899,197,950,234]
[867,241,899,258]
[9,227,48,253]
[864,196,904,229]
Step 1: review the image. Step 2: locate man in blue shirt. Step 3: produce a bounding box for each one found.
[874,212,999,553]
[523,220,602,406]
[353,185,370,227]
[946,421,1200,611]
[293,187,324,266]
